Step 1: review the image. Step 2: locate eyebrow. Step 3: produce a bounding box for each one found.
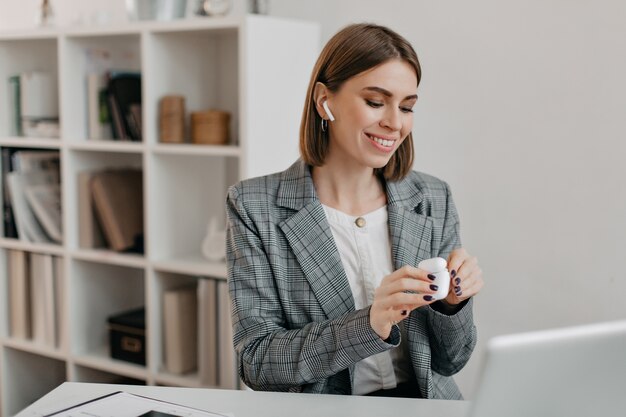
[362,86,418,101]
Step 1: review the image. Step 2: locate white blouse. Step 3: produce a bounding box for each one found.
[322,204,412,395]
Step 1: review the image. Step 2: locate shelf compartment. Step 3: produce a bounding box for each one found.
[69,260,145,362]
[60,33,141,142]
[0,38,59,138]
[147,153,237,261]
[64,150,144,251]
[2,347,66,416]
[150,271,198,382]
[144,27,238,146]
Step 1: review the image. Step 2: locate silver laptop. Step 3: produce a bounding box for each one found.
[468,319,626,417]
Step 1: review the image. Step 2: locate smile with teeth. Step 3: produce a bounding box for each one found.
[366,134,395,148]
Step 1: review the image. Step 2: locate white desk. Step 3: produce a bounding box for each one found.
[16,383,470,417]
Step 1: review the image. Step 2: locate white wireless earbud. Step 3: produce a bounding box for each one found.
[322,100,335,122]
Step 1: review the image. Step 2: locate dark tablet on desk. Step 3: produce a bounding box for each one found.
[138,412,181,417]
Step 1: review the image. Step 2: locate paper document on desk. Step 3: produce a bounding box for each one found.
[45,391,231,417]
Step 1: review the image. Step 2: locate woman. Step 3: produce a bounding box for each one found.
[226,23,484,399]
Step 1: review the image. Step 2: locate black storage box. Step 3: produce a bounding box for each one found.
[107,307,146,366]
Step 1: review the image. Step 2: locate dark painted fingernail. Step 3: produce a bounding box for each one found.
[401,310,408,316]
[455,286,461,292]
[451,270,456,277]
[455,277,461,285]
[430,284,438,291]
[427,274,436,280]
[456,291,463,296]
[423,295,434,301]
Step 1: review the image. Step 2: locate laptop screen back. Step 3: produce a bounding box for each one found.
[468,320,626,417]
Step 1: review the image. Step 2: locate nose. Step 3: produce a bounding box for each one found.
[380,107,402,132]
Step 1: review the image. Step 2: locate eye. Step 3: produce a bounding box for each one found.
[400,107,414,113]
[365,99,383,108]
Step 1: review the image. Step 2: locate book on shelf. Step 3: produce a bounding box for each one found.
[198,277,218,386]
[163,285,199,375]
[217,280,237,389]
[7,75,22,136]
[106,72,142,141]
[8,249,31,339]
[53,255,65,349]
[24,183,62,243]
[90,169,144,252]
[5,150,61,243]
[30,253,56,347]
[3,149,61,242]
[86,73,113,140]
[1,148,18,238]
[77,171,107,248]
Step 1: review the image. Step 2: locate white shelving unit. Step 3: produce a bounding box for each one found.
[0,15,319,416]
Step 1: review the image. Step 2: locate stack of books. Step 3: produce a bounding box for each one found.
[86,71,142,141]
[1,148,62,243]
[7,250,65,349]
[78,168,144,253]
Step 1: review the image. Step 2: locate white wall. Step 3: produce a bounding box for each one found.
[2,0,626,399]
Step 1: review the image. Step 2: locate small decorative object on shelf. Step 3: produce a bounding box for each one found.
[37,0,55,27]
[196,0,232,17]
[190,109,230,145]
[201,216,226,261]
[159,95,186,143]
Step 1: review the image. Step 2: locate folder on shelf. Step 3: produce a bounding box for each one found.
[217,280,237,389]
[163,286,198,375]
[90,169,144,252]
[198,278,218,386]
[77,171,107,249]
[30,253,56,347]
[53,256,65,349]
[8,249,31,339]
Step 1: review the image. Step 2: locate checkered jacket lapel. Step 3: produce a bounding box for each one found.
[277,162,355,320]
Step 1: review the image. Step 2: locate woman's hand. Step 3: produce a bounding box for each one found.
[444,248,484,306]
[370,266,437,339]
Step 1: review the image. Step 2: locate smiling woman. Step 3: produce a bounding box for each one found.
[226,23,484,400]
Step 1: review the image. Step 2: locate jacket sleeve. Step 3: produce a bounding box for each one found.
[226,185,400,391]
[426,181,477,376]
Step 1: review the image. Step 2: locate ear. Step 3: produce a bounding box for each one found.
[313,82,332,120]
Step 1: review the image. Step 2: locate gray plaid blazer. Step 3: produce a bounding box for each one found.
[226,159,477,399]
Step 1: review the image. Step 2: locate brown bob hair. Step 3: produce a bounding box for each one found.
[299,23,422,181]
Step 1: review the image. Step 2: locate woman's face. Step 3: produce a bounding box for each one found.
[325,59,418,170]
